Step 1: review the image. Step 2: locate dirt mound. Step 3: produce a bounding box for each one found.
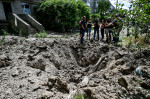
[0,36,150,99]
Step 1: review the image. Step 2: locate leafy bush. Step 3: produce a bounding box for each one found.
[35,31,47,39]
[117,0,150,43]
[97,0,111,20]
[35,0,90,32]
[7,24,28,36]
[76,0,91,21]
[0,30,7,45]
[73,94,86,99]
[91,14,101,22]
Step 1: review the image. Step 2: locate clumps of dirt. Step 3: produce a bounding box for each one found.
[47,76,69,93]
[0,36,150,99]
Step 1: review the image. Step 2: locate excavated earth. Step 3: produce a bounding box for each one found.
[0,36,150,99]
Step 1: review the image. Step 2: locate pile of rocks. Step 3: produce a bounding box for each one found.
[0,36,150,99]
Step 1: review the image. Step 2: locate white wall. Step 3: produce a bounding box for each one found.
[0,1,6,20]
[11,1,23,14]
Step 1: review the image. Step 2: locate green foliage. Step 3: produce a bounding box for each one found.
[35,31,47,39]
[116,4,127,18]
[104,15,109,20]
[35,0,90,32]
[0,30,7,45]
[116,0,150,47]
[76,0,91,21]
[97,0,111,20]
[74,94,86,99]
[0,29,7,35]
[91,14,101,22]
[135,78,142,83]
[7,24,28,36]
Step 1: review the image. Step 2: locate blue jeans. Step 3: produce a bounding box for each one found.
[80,30,85,44]
[87,28,91,39]
[94,29,99,40]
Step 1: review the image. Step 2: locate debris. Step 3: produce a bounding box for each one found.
[118,77,128,90]
[136,67,142,76]
[82,76,89,85]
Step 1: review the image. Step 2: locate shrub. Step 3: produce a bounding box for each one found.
[73,94,86,99]
[7,24,28,36]
[35,0,90,32]
[34,31,47,39]
[76,0,91,21]
[0,30,7,45]
[91,14,101,22]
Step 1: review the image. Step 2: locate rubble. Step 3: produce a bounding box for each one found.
[0,36,149,99]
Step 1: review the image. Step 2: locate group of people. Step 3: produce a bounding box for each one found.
[79,14,123,45]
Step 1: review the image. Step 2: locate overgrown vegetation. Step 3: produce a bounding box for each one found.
[0,30,7,45]
[35,31,47,39]
[35,0,90,32]
[97,0,112,20]
[91,13,101,22]
[117,0,150,48]
[74,94,87,99]
[8,24,28,36]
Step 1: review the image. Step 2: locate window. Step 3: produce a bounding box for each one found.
[25,5,29,8]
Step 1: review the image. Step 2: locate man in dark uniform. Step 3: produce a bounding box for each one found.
[80,16,87,44]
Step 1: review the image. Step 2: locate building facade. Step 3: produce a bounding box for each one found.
[89,0,115,13]
[0,0,41,21]
[82,0,91,7]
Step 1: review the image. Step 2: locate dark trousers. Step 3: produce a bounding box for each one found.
[94,29,99,40]
[80,30,85,44]
[109,30,112,42]
[113,29,120,43]
[101,29,104,39]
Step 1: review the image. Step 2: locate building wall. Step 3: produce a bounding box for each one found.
[0,0,40,21]
[11,1,23,14]
[0,1,6,20]
[90,0,115,13]
[90,0,98,13]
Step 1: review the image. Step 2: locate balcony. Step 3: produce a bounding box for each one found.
[83,0,90,7]
[20,0,41,4]
[86,2,90,7]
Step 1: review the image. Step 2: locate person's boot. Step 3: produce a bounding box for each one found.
[106,39,108,43]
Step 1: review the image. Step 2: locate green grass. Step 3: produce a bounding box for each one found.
[146,90,150,93]
[135,78,142,83]
[74,94,86,99]
[118,36,131,46]
[118,35,150,48]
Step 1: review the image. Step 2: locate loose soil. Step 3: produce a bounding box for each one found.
[0,35,150,99]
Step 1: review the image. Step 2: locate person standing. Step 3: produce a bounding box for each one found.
[80,16,87,44]
[106,14,123,44]
[79,17,83,38]
[87,19,92,39]
[105,18,113,43]
[93,18,100,41]
[101,20,105,40]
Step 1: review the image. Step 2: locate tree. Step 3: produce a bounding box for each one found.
[91,13,101,22]
[76,0,91,22]
[35,0,90,32]
[117,0,150,44]
[128,0,150,40]
[97,0,111,20]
